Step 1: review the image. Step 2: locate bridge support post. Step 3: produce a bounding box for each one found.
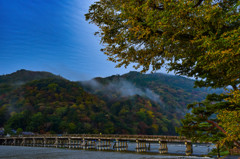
[97,139,110,150]
[124,141,127,150]
[12,138,16,146]
[148,143,150,150]
[32,138,35,147]
[103,140,105,150]
[21,138,25,146]
[97,139,101,150]
[136,140,147,152]
[136,140,139,150]
[43,138,46,147]
[54,138,58,148]
[89,140,95,149]
[113,140,127,151]
[82,138,86,149]
[159,141,168,154]
[25,139,28,146]
[115,139,119,151]
[68,138,71,149]
[72,140,76,148]
[185,142,193,156]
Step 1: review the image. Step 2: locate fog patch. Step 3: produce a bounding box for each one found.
[82,79,165,106]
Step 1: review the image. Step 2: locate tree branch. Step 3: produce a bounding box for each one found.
[193,0,204,8]
[151,3,164,11]
[207,120,226,133]
[231,84,238,91]
[207,120,240,148]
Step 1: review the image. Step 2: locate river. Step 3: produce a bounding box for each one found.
[0,143,213,159]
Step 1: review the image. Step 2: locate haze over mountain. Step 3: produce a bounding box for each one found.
[0,70,221,135]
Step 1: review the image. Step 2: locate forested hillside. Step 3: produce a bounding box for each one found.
[0,69,63,96]
[81,71,216,116]
[0,70,220,135]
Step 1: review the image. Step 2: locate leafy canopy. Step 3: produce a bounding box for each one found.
[86,0,239,88]
[86,0,240,146]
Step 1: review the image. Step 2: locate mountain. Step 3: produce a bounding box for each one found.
[0,70,220,135]
[0,69,63,96]
[80,71,214,114]
[0,78,111,134]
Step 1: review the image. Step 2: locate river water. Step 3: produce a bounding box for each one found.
[0,143,213,159]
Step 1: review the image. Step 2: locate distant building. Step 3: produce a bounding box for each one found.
[22,132,35,135]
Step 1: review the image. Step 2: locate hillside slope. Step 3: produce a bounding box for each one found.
[81,71,213,115]
[0,70,219,135]
[0,69,63,96]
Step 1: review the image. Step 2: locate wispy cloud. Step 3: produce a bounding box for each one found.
[82,79,165,106]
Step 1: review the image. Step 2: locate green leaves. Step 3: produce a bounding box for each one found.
[86,0,239,147]
[86,0,239,89]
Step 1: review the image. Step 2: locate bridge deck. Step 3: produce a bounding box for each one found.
[0,134,190,142]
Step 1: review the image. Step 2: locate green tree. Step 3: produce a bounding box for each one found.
[0,105,8,126]
[86,0,240,146]
[176,94,226,143]
[5,111,29,130]
[16,128,23,135]
[27,112,44,132]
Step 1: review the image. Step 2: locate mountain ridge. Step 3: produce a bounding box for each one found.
[0,70,220,135]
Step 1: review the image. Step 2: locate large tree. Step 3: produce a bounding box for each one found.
[86,0,240,146]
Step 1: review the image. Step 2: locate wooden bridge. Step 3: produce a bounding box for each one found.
[0,134,199,155]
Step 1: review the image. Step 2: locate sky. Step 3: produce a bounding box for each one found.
[0,0,170,81]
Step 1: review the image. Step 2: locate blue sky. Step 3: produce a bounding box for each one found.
[0,0,170,81]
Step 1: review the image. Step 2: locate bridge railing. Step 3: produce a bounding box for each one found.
[5,134,187,140]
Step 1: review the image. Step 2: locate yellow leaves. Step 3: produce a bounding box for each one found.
[218,109,240,145]
[152,124,159,132]
[10,111,16,117]
[147,110,155,118]
[226,87,240,105]
[139,108,146,113]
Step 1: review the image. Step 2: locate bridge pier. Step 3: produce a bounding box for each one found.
[15,138,20,146]
[185,142,193,156]
[136,140,147,152]
[4,139,7,145]
[25,138,29,146]
[68,138,71,148]
[113,139,127,151]
[82,138,87,149]
[63,138,69,148]
[38,138,44,147]
[159,141,168,154]
[32,138,35,147]
[54,138,58,148]
[70,139,76,148]
[12,138,16,146]
[97,139,111,150]
[85,140,95,149]
[35,138,41,147]
[43,138,46,147]
[21,138,25,146]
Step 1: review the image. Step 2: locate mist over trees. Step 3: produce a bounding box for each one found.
[86,0,240,148]
[0,70,215,135]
